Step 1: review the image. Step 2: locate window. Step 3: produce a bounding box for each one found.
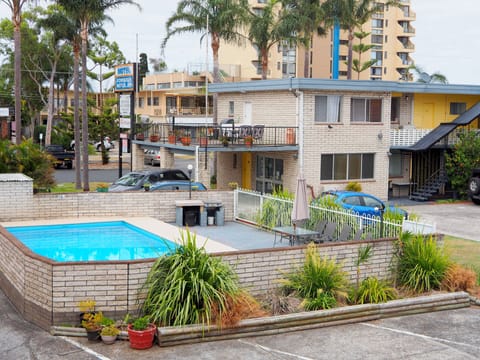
[351,98,382,122]
[391,97,400,122]
[153,97,159,106]
[138,97,144,108]
[315,95,342,123]
[157,82,170,89]
[450,102,467,115]
[321,153,375,181]
[371,35,383,44]
[229,101,234,116]
[371,19,383,28]
[255,156,283,194]
[147,97,152,106]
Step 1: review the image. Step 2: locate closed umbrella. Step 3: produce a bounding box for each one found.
[291,175,310,229]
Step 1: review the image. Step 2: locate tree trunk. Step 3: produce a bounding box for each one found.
[13,2,22,144]
[73,42,81,190]
[81,23,89,191]
[261,49,269,80]
[45,63,57,146]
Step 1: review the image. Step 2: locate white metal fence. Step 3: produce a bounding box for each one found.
[234,189,435,240]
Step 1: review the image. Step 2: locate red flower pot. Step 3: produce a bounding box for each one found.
[127,323,157,349]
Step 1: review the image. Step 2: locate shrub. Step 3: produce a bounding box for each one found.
[441,263,477,292]
[211,291,267,328]
[141,230,240,327]
[395,232,451,293]
[280,243,348,308]
[303,289,337,310]
[345,181,362,192]
[100,324,120,336]
[352,277,397,304]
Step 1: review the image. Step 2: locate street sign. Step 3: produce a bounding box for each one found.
[119,94,131,115]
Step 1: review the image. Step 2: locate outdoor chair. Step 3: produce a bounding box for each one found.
[318,221,337,242]
[336,224,352,242]
[312,220,327,243]
[252,125,265,140]
[239,125,252,138]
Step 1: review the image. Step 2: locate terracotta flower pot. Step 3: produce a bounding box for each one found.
[150,135,159,142]
[127,323,157,350]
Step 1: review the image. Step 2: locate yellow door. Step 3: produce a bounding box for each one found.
[421,103,435,129]
[242,153,252,189]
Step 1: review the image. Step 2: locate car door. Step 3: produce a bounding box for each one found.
[360,195,385,217]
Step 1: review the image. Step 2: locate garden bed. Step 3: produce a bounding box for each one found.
[50,291,471,346]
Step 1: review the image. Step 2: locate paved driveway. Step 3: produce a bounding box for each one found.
[403,201,480,242]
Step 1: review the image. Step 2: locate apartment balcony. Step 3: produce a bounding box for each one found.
[390,127,476,148]
[134,123,298,150]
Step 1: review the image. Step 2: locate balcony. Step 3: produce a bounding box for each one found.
[134,123,298,150]
[390,128,432,147]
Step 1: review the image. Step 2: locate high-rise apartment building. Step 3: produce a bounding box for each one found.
[219,0,415,81]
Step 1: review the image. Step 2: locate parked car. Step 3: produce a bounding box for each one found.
[45,144,74,169]
[144,149,161,166]
[70,137,114,151]
[108,169,189,192]
[317,190,408,218]
[149,180,207,191]
[468,168,480,205]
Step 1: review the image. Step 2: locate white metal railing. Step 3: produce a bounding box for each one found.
[390,128,431,147]
[235,189,435,239]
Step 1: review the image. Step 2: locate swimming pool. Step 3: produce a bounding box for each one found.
[6,221,176,262]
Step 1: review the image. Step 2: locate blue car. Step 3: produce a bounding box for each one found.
[149,180,207,192]
[318,190,408,218]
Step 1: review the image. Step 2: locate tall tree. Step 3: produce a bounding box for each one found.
[162,0,248,123]
[351,30,376,79]
[247,0,315,80]
[322,0,399,80]
[281,0,325,77]
[138,52,148,86]
[57,0,140,191]
[1,0,29,144]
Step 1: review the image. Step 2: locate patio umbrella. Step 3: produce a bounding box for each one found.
[291,175,310,229]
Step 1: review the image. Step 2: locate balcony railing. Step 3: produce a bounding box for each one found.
[390,128,431,147]
[134,123,298,148]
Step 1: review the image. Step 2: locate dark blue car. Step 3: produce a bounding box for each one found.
[319,190,408,218]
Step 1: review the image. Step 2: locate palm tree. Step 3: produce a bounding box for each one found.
[2,0,29,144]
[407,64,448,84]
[280,0,325,77]
[323,0,399,80]
[57,0,140,191]
[162,0,248,123]
[247,0,309,80]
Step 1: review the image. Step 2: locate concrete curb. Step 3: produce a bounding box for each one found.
[50,292,471,346]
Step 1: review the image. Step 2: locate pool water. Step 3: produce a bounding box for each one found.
[6,221,176,262]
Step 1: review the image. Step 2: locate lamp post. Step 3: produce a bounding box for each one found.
[39,133,43,150]
[187,164,193,199]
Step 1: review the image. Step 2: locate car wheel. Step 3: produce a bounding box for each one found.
[472,197,480,205]
[468,177,480,195]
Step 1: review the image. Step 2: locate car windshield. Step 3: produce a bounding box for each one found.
[114,173,144,186]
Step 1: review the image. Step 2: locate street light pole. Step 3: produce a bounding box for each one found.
[187,164,193,199]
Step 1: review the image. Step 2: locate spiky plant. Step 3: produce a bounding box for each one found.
[354,277,397,304]
[141,230,240,327]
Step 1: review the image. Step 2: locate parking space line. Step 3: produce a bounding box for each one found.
[361,323,480,354]
[238,339,316,360]
[59,336,113,360]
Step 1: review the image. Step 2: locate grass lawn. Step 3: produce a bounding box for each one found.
[50,182,108,193]
[444,235,480,272]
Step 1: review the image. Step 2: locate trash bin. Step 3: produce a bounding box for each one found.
[204,202,224,226]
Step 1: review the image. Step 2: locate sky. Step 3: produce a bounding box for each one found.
[1,0,480,85]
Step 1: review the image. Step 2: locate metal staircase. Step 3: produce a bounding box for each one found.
[409,169,449,201]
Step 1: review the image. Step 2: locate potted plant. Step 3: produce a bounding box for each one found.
[77,299,96,325]
[244,135,253,147]
[127,316,157,349]
[96,183,109,192]
[168,131,176,144]
[81,311,103,341]
[100,324,120,345]
[149,133,160,142]
[181,131,192,146]
[198,128,208,146]
[221,136,229,147]
[136,133,145,141]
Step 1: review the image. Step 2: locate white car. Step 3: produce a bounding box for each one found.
[70,137,115,151]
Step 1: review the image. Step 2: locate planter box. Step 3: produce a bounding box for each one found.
[156,292,470,347]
